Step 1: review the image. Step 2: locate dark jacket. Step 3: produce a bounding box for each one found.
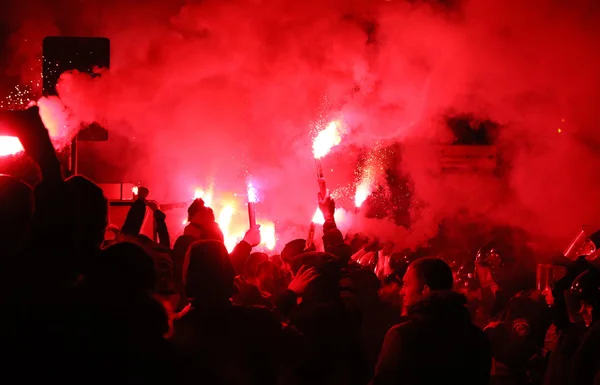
[171,303,289,385]
[570,320,600,385]
[371,291,492,385]
[485,291,552,385]
[543,322,587,385]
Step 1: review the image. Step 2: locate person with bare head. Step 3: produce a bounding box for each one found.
[371,257,491,385]
[399,257,455,315]
[171,240,286,385]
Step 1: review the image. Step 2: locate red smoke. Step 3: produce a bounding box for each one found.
[2,0,600,255]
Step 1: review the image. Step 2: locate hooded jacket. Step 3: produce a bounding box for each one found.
[371,291,491,385]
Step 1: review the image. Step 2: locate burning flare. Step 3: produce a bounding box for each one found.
[259,220,276,250]
[312,208,325,225]
[247,182,258,203]
[0,136,24,157]
[312,120,343,159]
[355,165,377,208]
[218,204,237,252]
[194,187,213,207]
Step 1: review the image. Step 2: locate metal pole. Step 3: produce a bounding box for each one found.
[70,137,78,176]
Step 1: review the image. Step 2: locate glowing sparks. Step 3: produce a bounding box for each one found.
[0,84,35,111]
[313,120,343,159]
[557,128,562,133]
[247,182,258,203]
[259,221,276,250]
[0,137,24,157]
[355,164,377,207]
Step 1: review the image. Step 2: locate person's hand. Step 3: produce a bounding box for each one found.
[243,225,261,247]
[288,265,320,294]
[153,209,166,222]
[318,188,335,221]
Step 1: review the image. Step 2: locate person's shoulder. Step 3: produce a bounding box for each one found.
[233,304,278,321]
[386,318,416,336]
[173,234,195,250]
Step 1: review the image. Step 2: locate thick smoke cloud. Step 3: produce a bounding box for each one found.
[3,0,600,254]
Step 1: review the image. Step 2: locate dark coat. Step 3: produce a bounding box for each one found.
[371,291,492,385]
[570,320,600,385]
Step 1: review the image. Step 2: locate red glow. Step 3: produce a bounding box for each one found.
[4,0,600,252]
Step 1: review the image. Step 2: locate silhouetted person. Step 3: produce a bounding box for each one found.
[0,174,32,259]
[172,198,224,309]
[277,252,369,385]
[371,257,491,385]
[72,242,178,384]
[171,240,286,385]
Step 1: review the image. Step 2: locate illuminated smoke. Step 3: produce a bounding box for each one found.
[2,0,600,253]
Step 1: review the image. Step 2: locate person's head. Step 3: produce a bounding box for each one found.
[136,186,149,201]
[256,260,286,295]
[66,175,108,252]
[296,252,343,302]
[92,242,157,294]
[400,257,454,313]
[0,175,32,256]
[281,238,311,275]
[570,268,600,327]
[187,198,215,224]
[243,252,269,282]
[184,240,234,304]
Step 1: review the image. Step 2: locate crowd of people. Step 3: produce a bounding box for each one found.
[1,106,599,385]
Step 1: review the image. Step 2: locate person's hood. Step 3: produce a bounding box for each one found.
[183,222,224,242]
[184,240,234,301]
[408,291,471,326]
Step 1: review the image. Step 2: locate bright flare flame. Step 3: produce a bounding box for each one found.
[354,182,372,208]
[218,204,238,252]
[312,208,325,225]
[311,207,348,226]
[247,182,258,203]
[132,186,139,196]
[313,120,343,159]
[355,165,377,208]
[194,187,213,207]
[259,221,276,250]
[0,136,24,157]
